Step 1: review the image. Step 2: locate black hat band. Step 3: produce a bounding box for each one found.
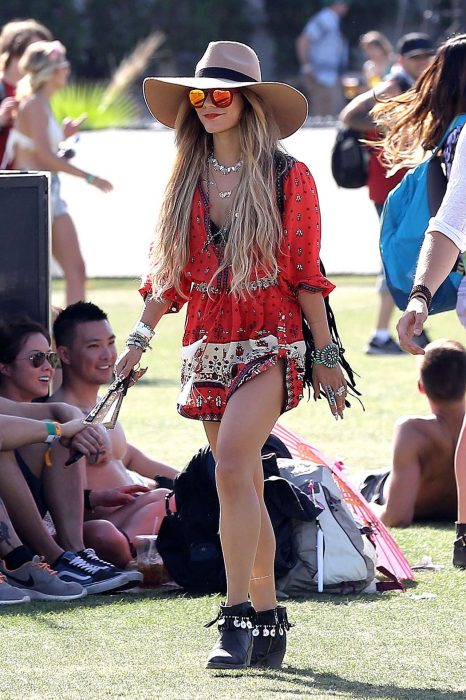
[195,66,258,82]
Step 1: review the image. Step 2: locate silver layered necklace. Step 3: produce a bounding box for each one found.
[208,152,243,175]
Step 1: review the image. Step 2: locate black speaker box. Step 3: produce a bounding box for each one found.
[0,171,50,329]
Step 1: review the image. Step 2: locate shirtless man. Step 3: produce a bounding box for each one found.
[52,302,178,554]
[361,340,465,527]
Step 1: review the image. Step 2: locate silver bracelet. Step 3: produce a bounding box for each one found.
[311,343,339,369]
[126,335,151,352]
[131,321,154,340]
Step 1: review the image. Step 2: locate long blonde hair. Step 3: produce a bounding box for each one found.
[149,88,284,299]
[372,33,466,170]
[16,40,68,100]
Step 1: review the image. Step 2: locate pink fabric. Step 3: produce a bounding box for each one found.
[272,422,414,582]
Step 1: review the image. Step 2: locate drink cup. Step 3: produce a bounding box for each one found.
[134,535,169,587]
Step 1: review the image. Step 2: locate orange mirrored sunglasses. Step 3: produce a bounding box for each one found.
[188,88,239,109]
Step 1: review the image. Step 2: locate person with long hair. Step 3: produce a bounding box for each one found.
[359,30,394,88]
[0,18,52,167]
[372,33,466,568]
[116,41,347,669]
[3,40,112,305]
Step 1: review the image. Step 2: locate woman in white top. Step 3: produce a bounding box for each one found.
[372,33,466,569]
[8,40,112,305]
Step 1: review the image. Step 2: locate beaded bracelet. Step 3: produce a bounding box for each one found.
[408,284,432,311]
[126,335,151,352]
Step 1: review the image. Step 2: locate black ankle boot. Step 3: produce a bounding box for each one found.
[453,523,466,569]
[205,602,256,669]
[250,605,291,668]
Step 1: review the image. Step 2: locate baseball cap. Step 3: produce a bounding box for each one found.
[397,33,436,58]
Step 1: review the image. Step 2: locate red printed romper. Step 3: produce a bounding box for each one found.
[140,159,334,422]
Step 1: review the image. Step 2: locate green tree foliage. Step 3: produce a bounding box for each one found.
[0,0,84,72]
[0,0,251,79]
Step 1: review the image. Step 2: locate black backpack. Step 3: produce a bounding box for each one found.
[331,127,369,189]
[156,434,319,593]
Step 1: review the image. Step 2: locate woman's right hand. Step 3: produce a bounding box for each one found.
[92,176,113,193]
[115,345,144,379]
[396,298,428,355]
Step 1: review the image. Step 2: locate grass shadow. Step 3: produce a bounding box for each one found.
[254,667,464,700]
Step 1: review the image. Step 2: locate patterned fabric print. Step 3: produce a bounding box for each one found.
[443,125,464,179]
[140,160,335,421]
[177,336,306,420]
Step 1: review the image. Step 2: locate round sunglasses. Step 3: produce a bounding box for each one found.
[188,88,238,109]
[17,351,60,369]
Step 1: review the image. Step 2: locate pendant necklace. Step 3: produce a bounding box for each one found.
[206,162,239,199]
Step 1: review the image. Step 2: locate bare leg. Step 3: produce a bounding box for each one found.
[455,418,466,522]
[95,489,171,539]
[376,290,395,331]
[0,452,63,563]
[83,520,132,568]
[206,361,284,610]
[0,498,22,557]
[249,461,277,611]
[42,442,86,553]
[52,213,86,305]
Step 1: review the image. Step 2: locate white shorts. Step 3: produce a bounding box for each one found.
[50,172,68,219]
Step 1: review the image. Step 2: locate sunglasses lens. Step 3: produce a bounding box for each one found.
[48,353,59,369]
[31,352,59,368]
[212,89,233,108]
[189,89,206,108]
[31,352,46,368]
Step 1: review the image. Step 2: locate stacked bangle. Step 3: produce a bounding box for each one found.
[408,284,432,311]
[44,421,62,444]
[311,343,340,369]
[126,322,154,352]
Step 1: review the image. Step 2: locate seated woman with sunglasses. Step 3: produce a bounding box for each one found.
[116,41,346,669]
[0,317,144,593]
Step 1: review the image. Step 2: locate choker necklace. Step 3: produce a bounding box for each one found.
[208,153,243,175]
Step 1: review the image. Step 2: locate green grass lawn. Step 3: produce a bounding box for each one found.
[1,277,464,700]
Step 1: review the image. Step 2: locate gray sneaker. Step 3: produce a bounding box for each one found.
[364,336,404,355]
[0,556,87,601]
[0,574,30,605]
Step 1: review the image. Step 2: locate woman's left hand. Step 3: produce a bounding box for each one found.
[62,113,87,139]
[312,364,347,419]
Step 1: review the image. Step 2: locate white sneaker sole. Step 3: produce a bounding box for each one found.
[0,594,30,605]
[19,587,87,601]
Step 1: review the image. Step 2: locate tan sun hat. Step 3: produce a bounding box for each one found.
[143,41,308,139]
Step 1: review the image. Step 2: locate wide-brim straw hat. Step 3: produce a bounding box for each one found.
[143,41,308,139]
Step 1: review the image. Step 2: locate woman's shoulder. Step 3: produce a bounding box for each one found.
[279,156,315,186]
[19,94,46,117]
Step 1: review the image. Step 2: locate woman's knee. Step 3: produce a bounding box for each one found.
[83,519,131,567]
[215,445,256,490]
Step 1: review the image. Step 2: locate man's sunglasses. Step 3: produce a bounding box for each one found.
[18,351,60,369]
[188,88,238,109]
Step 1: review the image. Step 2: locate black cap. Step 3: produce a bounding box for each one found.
[397,33,436,58]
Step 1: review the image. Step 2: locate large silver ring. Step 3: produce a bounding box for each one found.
[325,385,337,405]
[335,386,346,397]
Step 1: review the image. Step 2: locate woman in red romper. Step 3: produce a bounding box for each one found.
[117,41,347,670]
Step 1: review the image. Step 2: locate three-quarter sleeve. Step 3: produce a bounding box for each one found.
[426,126,466,252]
[281,160,335,297]
[138,272,191,313]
